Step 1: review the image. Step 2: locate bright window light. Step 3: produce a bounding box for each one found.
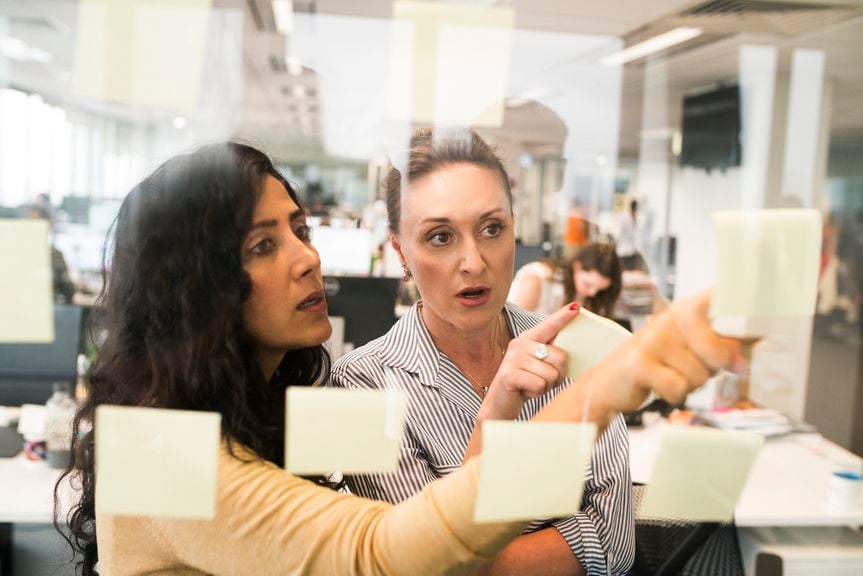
[601,27,702,66]
[286,56,303,76]
[0,36,52,63]
[272,0,295,35]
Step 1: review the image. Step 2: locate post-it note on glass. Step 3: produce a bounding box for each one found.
[474,421,596,523]
[73,0,211,111]
[639,426,763,522]
[392,1,514,127]
[95,406,221,519]
[553,308,632,381]
[712,209,821,320]
[0,220,53,343]
[285,388,407,475]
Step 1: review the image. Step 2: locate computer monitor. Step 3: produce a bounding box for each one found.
[0,304,83,406]
[323,276,400,349]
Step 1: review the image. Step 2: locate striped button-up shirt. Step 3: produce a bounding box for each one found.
[329,302,635,576]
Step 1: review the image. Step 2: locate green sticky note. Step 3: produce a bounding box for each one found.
[474,421,596,523]
[640,426,764,522]
[95,406,221,519]
[392,1,514,127]
[712,209,821,320]
[72,0,211,111]
[285,388,407,475]
[553,308,632,381]
[0,220,54,343]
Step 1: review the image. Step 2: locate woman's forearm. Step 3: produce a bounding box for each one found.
[473,528,584,576]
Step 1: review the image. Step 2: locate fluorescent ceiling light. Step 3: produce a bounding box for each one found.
[601,27,702,66]
[272,0,295,35]
[0,36,52,63]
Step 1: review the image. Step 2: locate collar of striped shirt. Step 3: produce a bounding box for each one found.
[377,301,540,390]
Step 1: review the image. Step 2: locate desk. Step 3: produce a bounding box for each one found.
[0,455,69,574]
[628,421,863,527]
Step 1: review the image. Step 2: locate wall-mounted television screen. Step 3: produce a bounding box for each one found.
[679,84,742,171]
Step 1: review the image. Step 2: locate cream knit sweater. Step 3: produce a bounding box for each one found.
[96,443,522,575]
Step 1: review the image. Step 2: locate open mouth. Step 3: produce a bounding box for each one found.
[297,291,325,310]
[457,287,489,299]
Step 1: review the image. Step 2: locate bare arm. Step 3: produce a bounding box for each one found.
[474,528,584,576]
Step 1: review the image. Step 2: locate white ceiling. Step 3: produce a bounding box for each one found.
[1,0,861,162]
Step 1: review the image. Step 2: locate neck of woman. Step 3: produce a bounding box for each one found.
[419,303,509,373]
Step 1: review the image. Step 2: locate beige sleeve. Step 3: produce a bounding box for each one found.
[148,446,523,576]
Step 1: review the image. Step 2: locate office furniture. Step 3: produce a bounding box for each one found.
[629,421,863,575]
[0,455,67,575]
[513,242,548,275]
[323,276,400,348]
[630,421,863,527]
[0,305,83,406]
[737,526,863,576]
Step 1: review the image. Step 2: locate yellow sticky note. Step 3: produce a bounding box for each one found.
[553,308,632,381]
[712,209,821,320]
[0,220,54,343]
[474,421,596,523]
[95,406,221,519]
[392,1,513,127]
[73,0,211,111]
[640,426,763,522]
[285,388,407,475]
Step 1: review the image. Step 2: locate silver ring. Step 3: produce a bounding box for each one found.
[533,343,549,361]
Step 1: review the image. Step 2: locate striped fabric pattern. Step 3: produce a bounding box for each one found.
[329,302,635,576]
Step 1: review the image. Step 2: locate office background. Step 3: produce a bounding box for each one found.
[0,1,862,574]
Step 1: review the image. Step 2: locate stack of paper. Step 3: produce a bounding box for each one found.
[699,408,808,437]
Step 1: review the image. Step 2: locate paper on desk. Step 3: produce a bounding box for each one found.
[474,421,596,523]
[285,387,407,475]
[553,307,632,381]
[639,426,764,522]
[0,220,53,343]
[17,404,47,439]
[712,209,821,323]
[95,406,220,519]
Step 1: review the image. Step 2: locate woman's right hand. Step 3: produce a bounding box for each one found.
[534,290,745,429]
[569,290,744,426]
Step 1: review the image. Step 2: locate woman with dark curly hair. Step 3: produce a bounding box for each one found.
[55,141,740,576]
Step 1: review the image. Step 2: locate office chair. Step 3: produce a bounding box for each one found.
[628,484,745,576]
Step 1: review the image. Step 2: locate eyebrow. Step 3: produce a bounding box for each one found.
[419,208,508,226]
[249,208,307,231]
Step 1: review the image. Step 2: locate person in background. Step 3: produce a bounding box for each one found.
[330,129,632,576]
[24,204,75,303]
[54,140,742,576]
[509,243,622,319]
[616,199,645,271]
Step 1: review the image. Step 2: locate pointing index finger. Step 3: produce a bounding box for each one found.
[521,302,581,344]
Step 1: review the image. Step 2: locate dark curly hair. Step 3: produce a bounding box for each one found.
[54,142,331,576]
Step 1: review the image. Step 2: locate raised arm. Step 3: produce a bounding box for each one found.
[132,444,523,576]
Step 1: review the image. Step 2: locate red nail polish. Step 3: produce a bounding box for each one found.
[569,302,580,311]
